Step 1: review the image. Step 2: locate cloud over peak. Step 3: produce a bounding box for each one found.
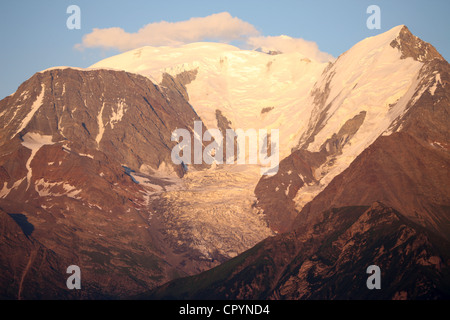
[76,12,333,62]
[77,12,259,51]
[247,35,334,62]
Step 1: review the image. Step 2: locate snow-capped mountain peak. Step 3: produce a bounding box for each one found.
[0,22,448,299]
[253,25,448,232]
[296,25,438,186]
[90,41,329,158]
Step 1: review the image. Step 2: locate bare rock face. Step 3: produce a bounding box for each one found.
[254,149,326,233]
[147,202,449,300]
[275,202,449,300]
[0,209,74,299]
[161,69,199,102]
[0,68,203,176]
[0,68,212,298]
[390,26,445,62]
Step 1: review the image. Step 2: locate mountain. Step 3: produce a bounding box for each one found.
[254,25,448,233]
[0,66,275,298]
[92,25,447,234]
[0,208,74,299]
[90,42,328,159]
[148,202,450,300]
[0,67,205,298]
[0,25,448,299]
[0,67,228,297]
[144,26,450,300]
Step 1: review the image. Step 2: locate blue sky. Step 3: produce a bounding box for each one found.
[1,0,449,99]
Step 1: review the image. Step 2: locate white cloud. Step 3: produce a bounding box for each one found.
[247,35,334,62]
[76,12,333,62]
[76,12,259,51]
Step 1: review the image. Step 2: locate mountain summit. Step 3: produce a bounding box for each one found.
[391,25,445,62]
[0,26,448,299]
[146,26,450,300]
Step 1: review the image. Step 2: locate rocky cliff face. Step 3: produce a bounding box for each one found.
[148,202,449,300]
[390,26,444,62]
[0,209,74,299]
[0,68,201,298]
[0,67,277,299]
[0,68,208,298]
[0,68,204,175]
